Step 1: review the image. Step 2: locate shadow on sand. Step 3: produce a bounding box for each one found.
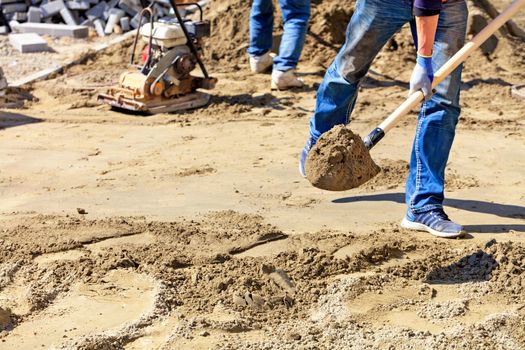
[332,192,525,233]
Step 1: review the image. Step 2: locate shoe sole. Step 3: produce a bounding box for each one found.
[299,162,306,178]
[400,218,466,238]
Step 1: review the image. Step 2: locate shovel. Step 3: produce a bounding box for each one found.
[306,0,525,191]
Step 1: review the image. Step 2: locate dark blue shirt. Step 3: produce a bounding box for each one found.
[414,0,443,16]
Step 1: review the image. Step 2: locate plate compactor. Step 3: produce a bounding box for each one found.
[97,0,217,114]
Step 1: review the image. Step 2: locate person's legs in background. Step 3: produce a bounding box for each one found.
[271,0,310,89]
[248,0,275,73]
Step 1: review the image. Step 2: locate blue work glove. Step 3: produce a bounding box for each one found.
[409,54,434,101]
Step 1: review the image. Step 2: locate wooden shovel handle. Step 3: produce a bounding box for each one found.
[376,0,525,134]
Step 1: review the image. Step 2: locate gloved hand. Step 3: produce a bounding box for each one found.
[409,54,434,101]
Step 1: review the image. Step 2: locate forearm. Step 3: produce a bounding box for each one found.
[413,0,442,56]
[415,15,439,56]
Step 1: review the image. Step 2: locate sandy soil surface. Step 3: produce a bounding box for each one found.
[0,0,525,349]
[0,32,129,84]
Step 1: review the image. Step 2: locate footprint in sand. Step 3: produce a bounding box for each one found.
[1,270,157,350]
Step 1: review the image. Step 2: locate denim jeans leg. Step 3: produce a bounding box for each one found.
[248,0,274,57]
[273,0,310,71]
[309,0,412,141]
[406,0,468,213]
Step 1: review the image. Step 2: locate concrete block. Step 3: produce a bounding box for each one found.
[0,26,9,34]
[85,0,107,20]
[101,0,118,20]
[80,18,94,27]
[153,3,165,17]
[27,6,42,22]
[60,7,78,25]
[119,16,129,31]
[71,8,80,22]
[11,11,28,21]
[66,0,89,10]
[2,3,28,13]
[130,12,140,29]
[117,0,139,17]
[9,33,49,53]
[40,0,65,18]
[93,18,105,36]
[12,22,89,38]
[103,7,123,34]
[0,0,21,4]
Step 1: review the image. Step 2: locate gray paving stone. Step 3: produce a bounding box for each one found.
[85,0,107,20]
[9,32,49,53]
[12,22,89,38]
[66,0,90,10]
[60,7,78,25]
[0,0,21,5]
[117,0,138,17]
[2,3,28,13]
[119,16,129,31]
[93,18,105,36]
[11,11,28,21]
[130,12,140,29]
[153,3,165,17]
[27,6,42,22]
[80,18,94,27]
[40,0,65,18]
[103,7,123,33]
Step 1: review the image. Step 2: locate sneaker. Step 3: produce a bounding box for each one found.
[401,209,466,238]
[299,136,316,177]
[271,69,305,90]
[249,52,274,73]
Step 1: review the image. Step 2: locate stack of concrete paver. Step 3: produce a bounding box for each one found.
[0,0,174,38]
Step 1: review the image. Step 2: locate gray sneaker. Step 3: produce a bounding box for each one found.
[401,209,466,238]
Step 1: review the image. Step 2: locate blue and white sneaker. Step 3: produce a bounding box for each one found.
[299,136,316,177]
[401,209,466,238]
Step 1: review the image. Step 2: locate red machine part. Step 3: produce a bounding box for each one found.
[141,45,150,64]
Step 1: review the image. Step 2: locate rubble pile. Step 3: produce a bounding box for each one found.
[0,0,194,38]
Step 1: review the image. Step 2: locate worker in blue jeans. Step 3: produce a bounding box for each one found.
[299,0,468,238]
[248,0,310,90]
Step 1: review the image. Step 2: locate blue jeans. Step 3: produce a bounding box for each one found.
[308,0,468,213]
[248,0,310,71]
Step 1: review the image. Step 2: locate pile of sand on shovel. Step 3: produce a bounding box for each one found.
[305,125,381,191]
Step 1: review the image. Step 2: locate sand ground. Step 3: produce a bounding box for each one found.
[0,0,525,348]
